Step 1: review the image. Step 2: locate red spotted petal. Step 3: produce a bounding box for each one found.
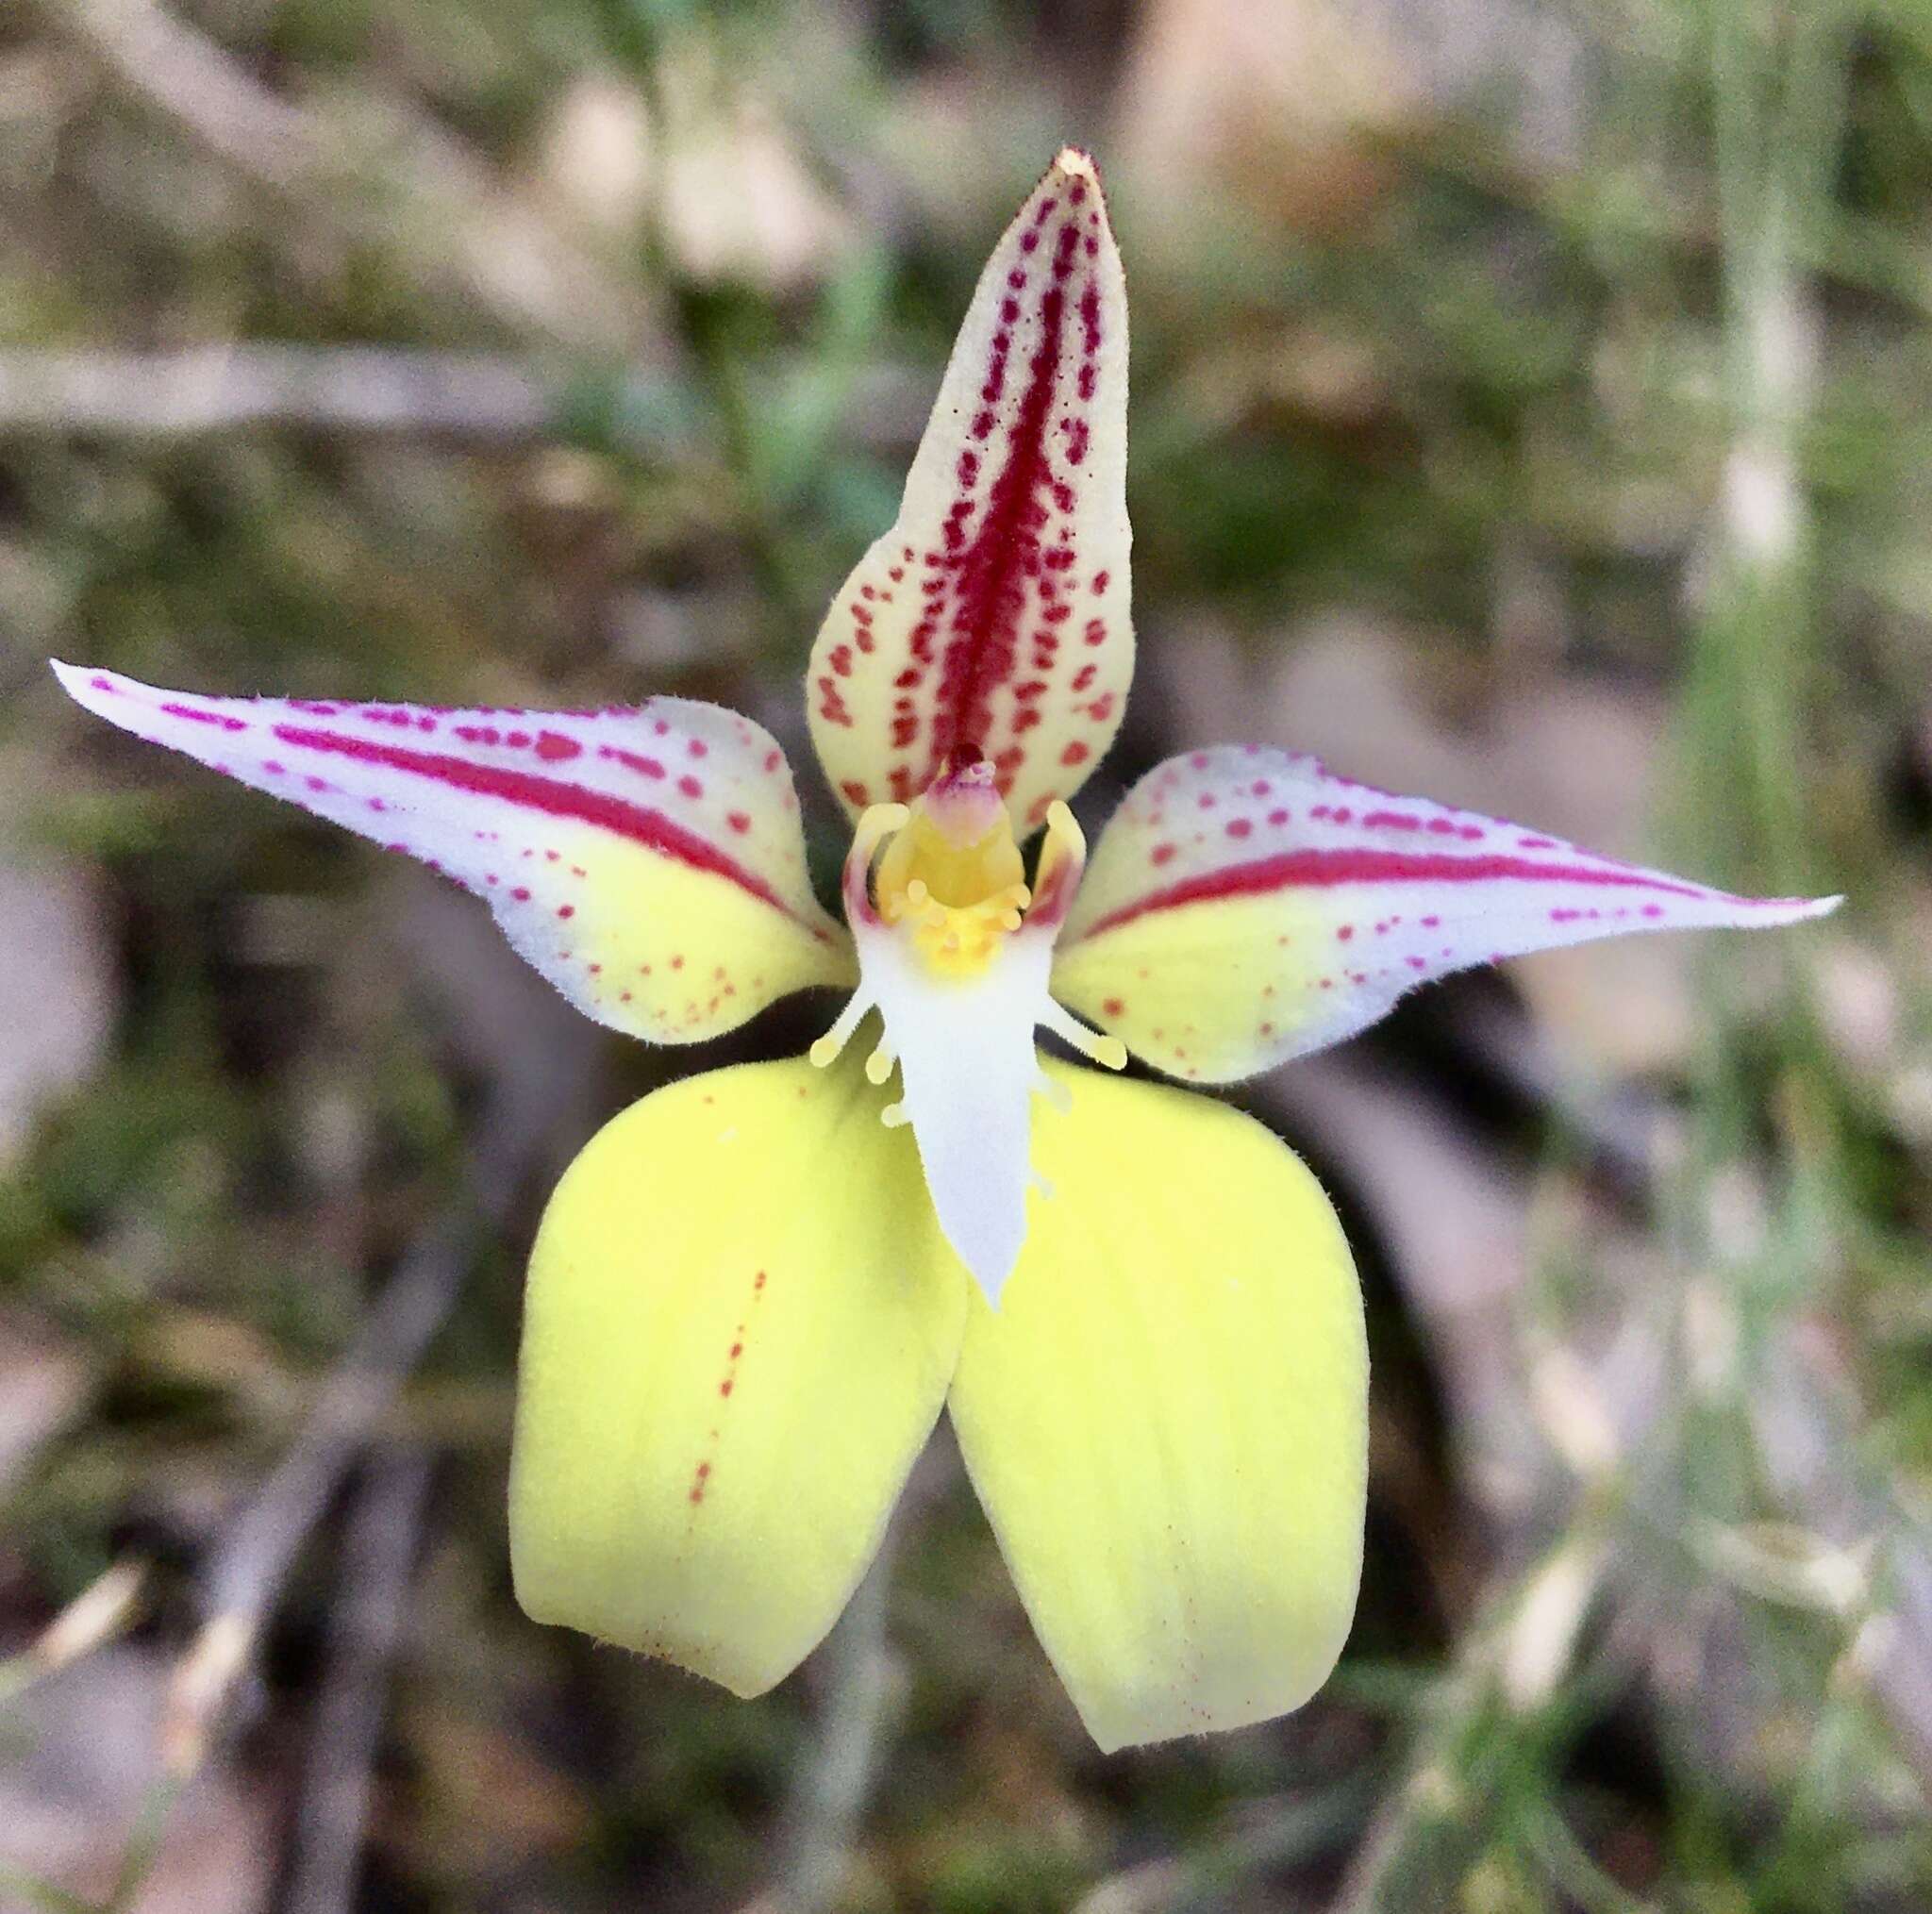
[808,148,1131,832]
[55,664,851,1042]
[1052,746,1839,1082]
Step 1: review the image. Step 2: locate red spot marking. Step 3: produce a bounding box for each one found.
[1103,996,1125,1016]
[841,779,870,807]
[818,677,854,728]
[511,886,531,901]
[535,730,580,762]
[1519,836,1557,850]
[90,674,117,692]
[689,1460,711,1505]
[268,724,826,934]
[719,1380,734,1398]
[160,701,247,732]
[677,774,703,799]
[1150,842,1176,865]
[557,904,575,920]
[1082,854,1713,940]
[263,759,285,775]
[727,810,751,834]
[1268,808,1290,826]
[912,268,1088,778]
[1642,904,1664,918]
[1363,809,1422,831]
[1337,924,1355,940]
[1072,664,1098,691]
[1060,741,1090,767]
[1226,818,1253,839]
[671,955,684,970]
[305,775,328,791]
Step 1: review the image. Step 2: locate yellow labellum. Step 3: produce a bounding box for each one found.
[949,1059,1368,1750]
[509,1055,965,1695]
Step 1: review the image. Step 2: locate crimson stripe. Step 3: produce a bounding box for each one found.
[1075,848,1711,940]
[271,724,827,937]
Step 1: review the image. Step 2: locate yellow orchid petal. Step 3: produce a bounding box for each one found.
[807,148,1132,833]
[947,1060,1367,1752]
[53,665,853,1043]
[509,1054,965,1697]
[1053,745,1840,1082]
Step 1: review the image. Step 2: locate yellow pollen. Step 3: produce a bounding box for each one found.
[873,774,1031,979]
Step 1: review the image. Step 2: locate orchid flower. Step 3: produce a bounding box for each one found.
[53,150,1837,1752]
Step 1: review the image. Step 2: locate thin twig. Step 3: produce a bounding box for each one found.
[0,1558,146,1707]
[758,1537,904,1914]
[0,348,558,440]
[283,1446,434,1914]
[0,345,928,450]
[161,1051,580,1783]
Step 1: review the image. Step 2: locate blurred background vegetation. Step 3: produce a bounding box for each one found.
[3,0,1930,1906]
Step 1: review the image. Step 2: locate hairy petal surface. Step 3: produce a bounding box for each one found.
[56,664,851,1043]
[808,148,1131,830]
[511,1057,965,1696]
[949,1061,1367,1751]
[1053,746,1840,1081]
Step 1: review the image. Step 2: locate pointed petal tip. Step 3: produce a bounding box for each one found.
[1053,145,1099,182]
[1733,889,1842,925]
[958,1235,1018,1312]
[51,659,125,721]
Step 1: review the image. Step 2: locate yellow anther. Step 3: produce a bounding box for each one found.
[809,988,876,1069]
[866,762,1036,978]
[1041,999,1128,1072]
[864,1041,897,1086]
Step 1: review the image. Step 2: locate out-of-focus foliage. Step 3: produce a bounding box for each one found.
[2,0,1930,1907]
